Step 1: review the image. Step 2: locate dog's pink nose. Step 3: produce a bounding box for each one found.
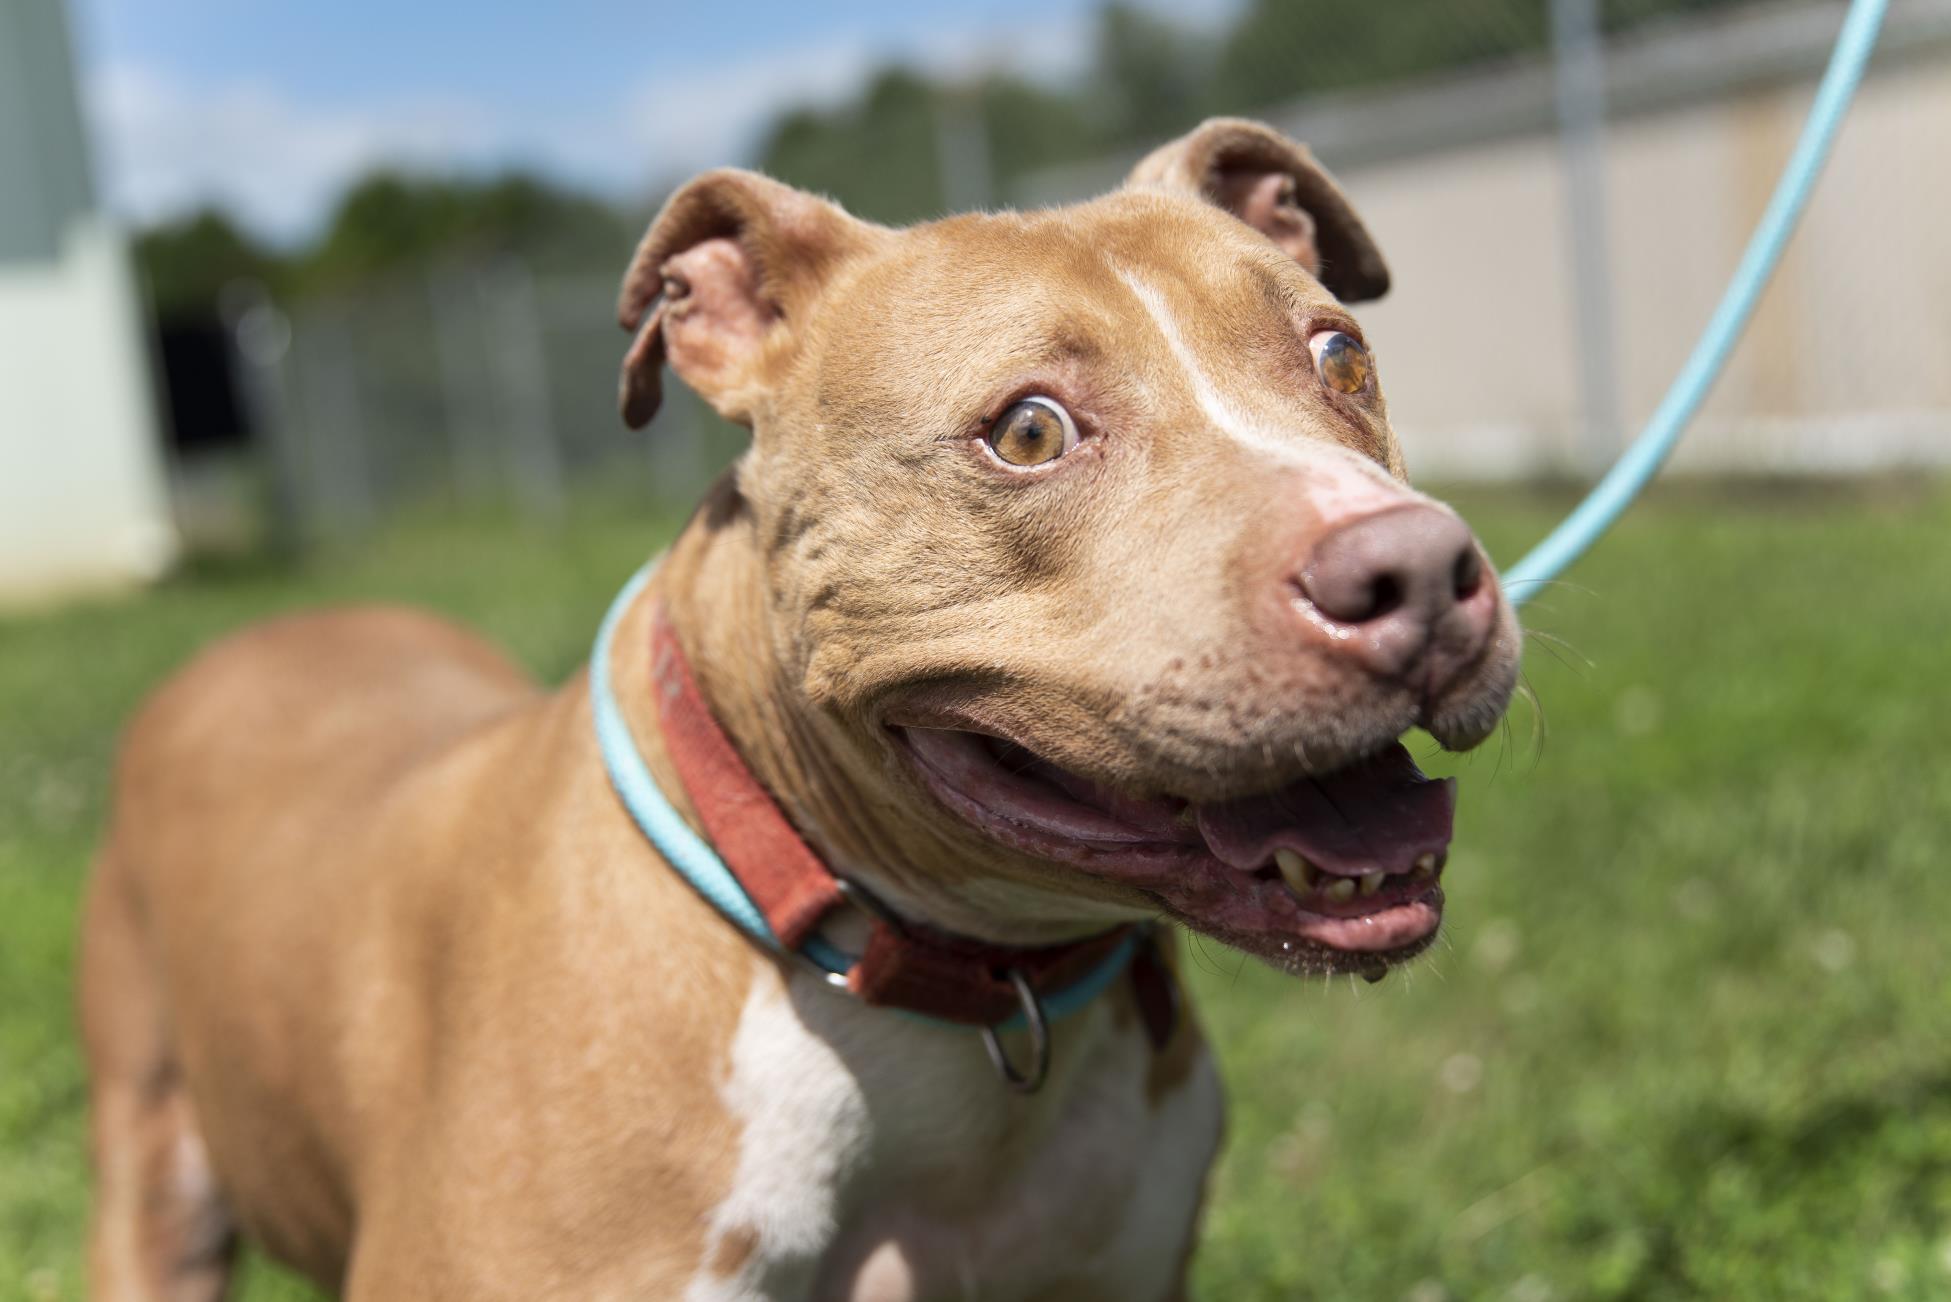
[1296,504,1496,688]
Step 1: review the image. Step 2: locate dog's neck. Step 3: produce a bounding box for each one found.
[631,473,1138,948]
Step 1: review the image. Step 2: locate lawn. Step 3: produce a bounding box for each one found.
[3,481,1948,1300]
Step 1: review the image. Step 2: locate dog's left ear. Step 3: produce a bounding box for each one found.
[1127,118,1390,303]
[617,169,883,429]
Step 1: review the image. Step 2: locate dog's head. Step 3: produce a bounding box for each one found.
[619,118,1519,975]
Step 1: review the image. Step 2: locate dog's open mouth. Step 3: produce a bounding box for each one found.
[895,727,1454,970]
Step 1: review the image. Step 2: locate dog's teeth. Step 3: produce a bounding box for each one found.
[1274,848,1316,894]
[1325,877,1355,902]
[1359,873,1384,896]
[1413,852,1439,877]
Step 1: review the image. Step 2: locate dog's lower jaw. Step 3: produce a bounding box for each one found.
[661,540,1492,977]
[887,724,1461,976]
[657,518,1153,949]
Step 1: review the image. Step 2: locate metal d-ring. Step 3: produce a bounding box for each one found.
[980,968,1051,1094]
[832,875,909,934]
[785,876,903,991]
[786,943,853,991]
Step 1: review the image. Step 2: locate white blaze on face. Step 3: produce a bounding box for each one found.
[1111,263,1430,526]
[1114,265,1300,464]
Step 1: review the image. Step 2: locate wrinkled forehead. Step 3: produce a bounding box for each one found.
[849,196,1328,342]
[807,191,1376,448]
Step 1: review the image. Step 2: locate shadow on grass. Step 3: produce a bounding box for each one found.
[1612,1067,1951,1294]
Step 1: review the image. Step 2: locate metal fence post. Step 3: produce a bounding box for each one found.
[218,280,304,552]
[934,84,994,214]
[428,269,500,504]
[483,258,567,524]
[1551,0,1625,473]
[292,304,377,534]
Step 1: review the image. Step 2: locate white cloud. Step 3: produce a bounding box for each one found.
[618,17,1103,189]
[85,60,511,241]
[612,39,881,191]
[81,5,1182,241]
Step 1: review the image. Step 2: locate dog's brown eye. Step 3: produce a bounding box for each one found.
[1310,330,1370,395]
[985,397,1078,468]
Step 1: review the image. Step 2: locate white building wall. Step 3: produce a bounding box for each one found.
[1344,38,1951,479]
[0,217,177,604]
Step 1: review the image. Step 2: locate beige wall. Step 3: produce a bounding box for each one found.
[1346,49,1951,479]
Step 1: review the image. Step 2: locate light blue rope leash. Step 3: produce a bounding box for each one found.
[590,563,783,947]
[1503,0,1887,606]
[589,0,1883,1017]
[589,562,1138,1025]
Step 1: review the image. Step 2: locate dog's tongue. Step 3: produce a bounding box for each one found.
[1194,744,1455,875]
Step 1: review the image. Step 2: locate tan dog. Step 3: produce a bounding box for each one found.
[80,118,1518,1300]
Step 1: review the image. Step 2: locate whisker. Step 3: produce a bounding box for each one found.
[1187,930,1229,979]
[1520,632,1588,677]
[1514,672,1547,765]
[1488,709,1513,783]
[1523,628,1594,670]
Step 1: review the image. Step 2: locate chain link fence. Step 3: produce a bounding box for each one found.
[211,262,742,543]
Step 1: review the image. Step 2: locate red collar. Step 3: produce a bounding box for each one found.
[647,605,1169,1034]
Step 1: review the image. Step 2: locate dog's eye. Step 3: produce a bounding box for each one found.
[985,397,1079,468]
[1309,330,1370,395]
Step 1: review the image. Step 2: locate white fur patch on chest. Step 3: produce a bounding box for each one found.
[684,973,871,1301]
[685,971,1220,1302]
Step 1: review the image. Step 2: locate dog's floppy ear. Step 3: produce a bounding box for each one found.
[1126,118,1389,303]
[617,169,880,429]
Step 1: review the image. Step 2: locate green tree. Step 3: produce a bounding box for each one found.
[1213,0,1752,114]
[296,171,633,294]
[973,72,1102,195]
[1094,3,1212,143]
[760,65,1104,221]
[761,66,944,224]
[1214,0,1549,113]
[134,208,288,317]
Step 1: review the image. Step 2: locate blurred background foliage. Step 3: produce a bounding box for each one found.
[136,175,637,317]
[132,0,1751,318]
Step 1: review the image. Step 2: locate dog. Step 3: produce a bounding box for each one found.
[80,117,1519,1299]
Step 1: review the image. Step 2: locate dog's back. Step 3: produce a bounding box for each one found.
[76,115,1523,1299]
[82,603,788,1296]
[123,606,537,803]
[82,609,539,1287]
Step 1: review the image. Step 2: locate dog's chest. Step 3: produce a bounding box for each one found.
[681,973,1220,1302]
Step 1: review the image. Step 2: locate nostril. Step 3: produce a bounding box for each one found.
[1364,572,1404,622]
[1452,547,1483,601]
[1298,563,1407,625]
[1297,505,1485,628]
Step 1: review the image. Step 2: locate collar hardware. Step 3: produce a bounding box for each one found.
[590,565,1161,1090]
[980,968,1051,1093]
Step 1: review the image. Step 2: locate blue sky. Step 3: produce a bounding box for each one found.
[69,0,1232,242]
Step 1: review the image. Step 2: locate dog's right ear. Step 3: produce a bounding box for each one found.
[617,170,880,430]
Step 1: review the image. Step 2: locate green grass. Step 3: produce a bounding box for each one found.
[4,482,1949,1300]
